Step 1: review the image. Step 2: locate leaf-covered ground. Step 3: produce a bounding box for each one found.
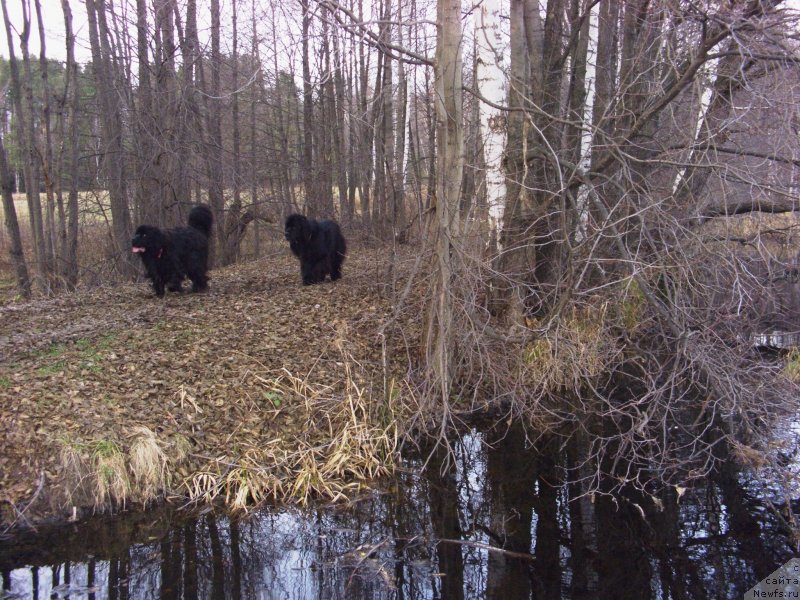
[0,244,423,528]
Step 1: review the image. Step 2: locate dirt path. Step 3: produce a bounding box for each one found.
[0,246,420,527]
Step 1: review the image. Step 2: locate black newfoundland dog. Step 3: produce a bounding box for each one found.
[284,214,347,285]
[131,205,213,297]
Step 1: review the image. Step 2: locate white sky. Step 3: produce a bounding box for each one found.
[0,0,91,62]
[1,1,798,67]
[0,0,238,64]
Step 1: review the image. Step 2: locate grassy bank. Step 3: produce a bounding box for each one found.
[0,247,421,530]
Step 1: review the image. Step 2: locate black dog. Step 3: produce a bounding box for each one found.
[131,205,213,297]
[284,214,347,285]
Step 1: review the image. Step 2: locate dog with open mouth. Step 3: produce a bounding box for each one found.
[131,205,213,297]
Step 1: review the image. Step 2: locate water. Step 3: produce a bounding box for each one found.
[0,427,794,599]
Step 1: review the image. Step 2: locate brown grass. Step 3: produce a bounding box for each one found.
[181,337,403,511]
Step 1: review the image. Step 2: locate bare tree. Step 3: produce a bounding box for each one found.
[423,0,464,407]
[1,0,48,285]
[85,0,135,277]
[301,0,314,212]
[0,107,30,298]
[199,0,225,263]
[60,0,80,289]
[220,0,254,265]
[33,0,58,275]
[250,0,261,257]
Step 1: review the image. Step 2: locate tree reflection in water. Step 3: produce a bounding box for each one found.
[0,426,794,599]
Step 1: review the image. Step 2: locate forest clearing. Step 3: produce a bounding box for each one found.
[0,243,426,529]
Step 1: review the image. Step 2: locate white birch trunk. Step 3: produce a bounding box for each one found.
[474,0,507,237]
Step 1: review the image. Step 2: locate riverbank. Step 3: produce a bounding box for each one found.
[0,245,422,530]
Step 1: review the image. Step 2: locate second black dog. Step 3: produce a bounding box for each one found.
[131,205,213,297]
[284,214,347,285]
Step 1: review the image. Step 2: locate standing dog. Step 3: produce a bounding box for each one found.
[131,205,213,297]
[284,214,347,285]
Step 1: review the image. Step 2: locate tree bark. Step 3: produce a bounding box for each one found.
[203,0,224,263]
[133,0,156,225]
[61,0,80,289]
[174,0,201,219]
[424,0,464,402]
[33,0,58,274]
[496,0,532,322]
[0,126,31,298]
[330,15,349,221]
[301,0,314,212]
[250,0,261,257]
[85,0,136,277]
[0,0,48,285]
[393,11,407,238]
[222,1,244,265]
[475,0,506,234]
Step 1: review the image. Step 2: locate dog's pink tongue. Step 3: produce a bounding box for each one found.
[132,247,145,253]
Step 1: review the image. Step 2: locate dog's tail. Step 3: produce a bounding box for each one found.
[188,204,213,237]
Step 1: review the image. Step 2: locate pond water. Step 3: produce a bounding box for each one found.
[0,426,794,599]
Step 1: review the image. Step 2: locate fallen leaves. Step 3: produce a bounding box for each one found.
[0,244,422,525]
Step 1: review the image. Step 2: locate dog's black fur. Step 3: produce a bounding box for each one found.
[131,205,213,297]
[284,214,347,285]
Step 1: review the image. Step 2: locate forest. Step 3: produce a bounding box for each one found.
[1,0,800,545]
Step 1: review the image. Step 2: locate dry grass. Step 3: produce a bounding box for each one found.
[54,330,406,515]
[784,350,800,383]
[522,303,621,393]
[128,426,170,502]
[180,334,403,511]
[57,426,183,510]
[58,436,131,508]
[92,440,131,506]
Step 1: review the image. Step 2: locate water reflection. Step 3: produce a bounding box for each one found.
[0,427,794,599]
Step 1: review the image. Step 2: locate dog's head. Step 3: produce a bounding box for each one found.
[131,225,167,257]
[284,214,312,249]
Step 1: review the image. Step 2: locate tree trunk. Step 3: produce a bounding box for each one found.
[372,43,386,228]
[562,0,591,244]
[496,0,532,322]
[588,0,619,242]
[250,0,260,257]
[1,0,48,285]
[202,0,224,263]
[85,0,135,277]
[424,0,464,402]
[331,18,349,221]
[301,0,314,212]
[0,131,31,298]
[393,13,407,239]
[475,0,506,234]
[317,5,335,217]
[174,0,201,219]
[34,0,58,276]
[222,1,244,265]
[380,0,395,236]
[528,0,566,303]
[61,0,81,290]
[134,0,157,224]
[590,0,619,171]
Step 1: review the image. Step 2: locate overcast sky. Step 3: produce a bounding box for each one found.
[1,1,798,66]
[0,0,91,62]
